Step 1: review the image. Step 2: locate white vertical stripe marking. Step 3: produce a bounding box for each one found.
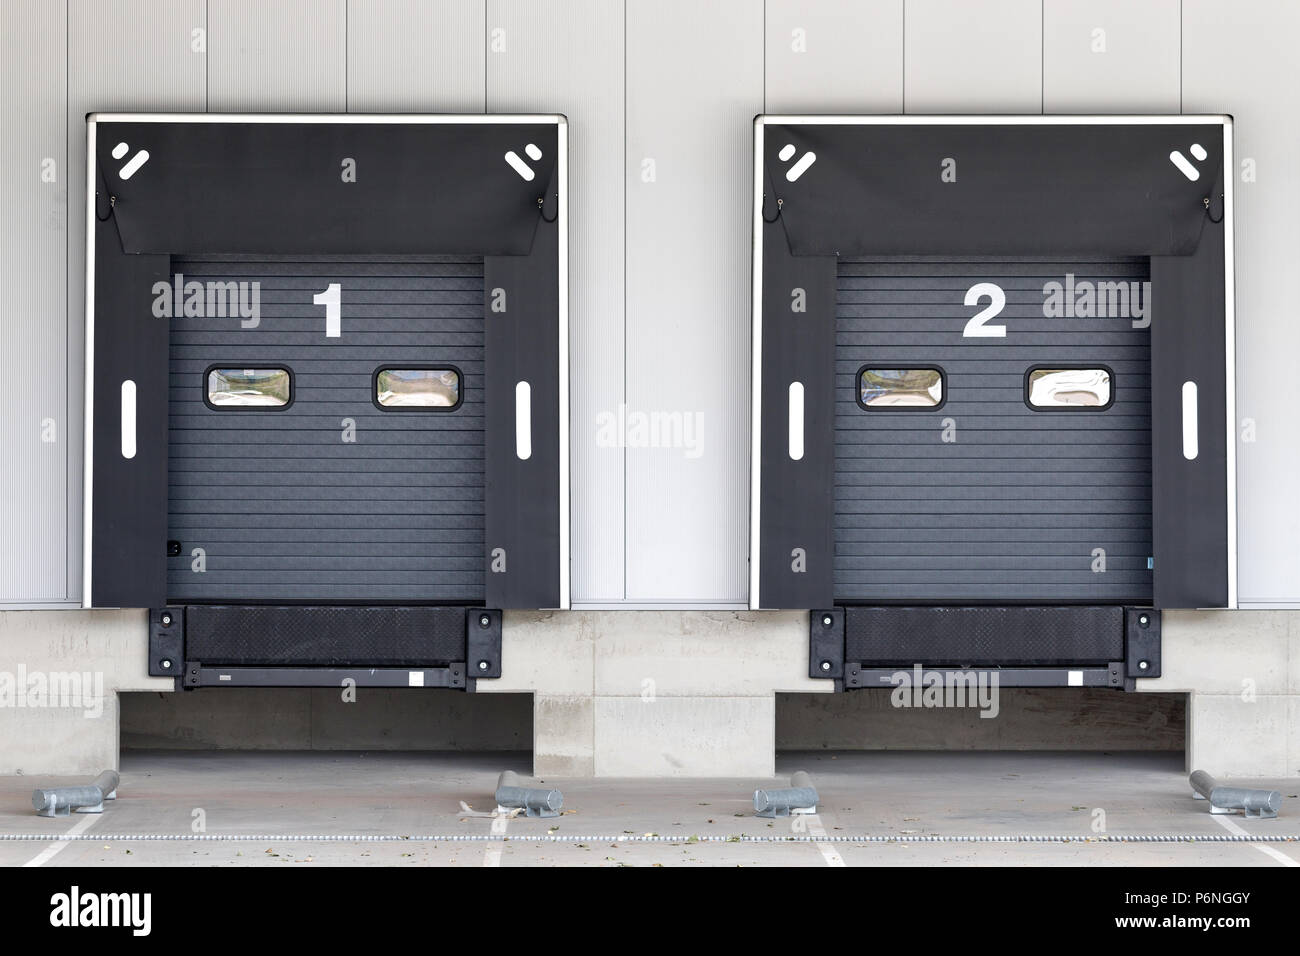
[516,381,532,460]
[120,380,137,459]
[1223,120,1238,609]
[1182,381,1199,460]
[84,121,99,608]
[750,119,765,610]
[788,382,805,461]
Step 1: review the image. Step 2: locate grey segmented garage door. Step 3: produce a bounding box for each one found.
[167,257,485,604]
[834,258,1153,604]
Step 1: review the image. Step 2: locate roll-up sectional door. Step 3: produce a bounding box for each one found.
[834,257,1153,605]
[167,257,487,604]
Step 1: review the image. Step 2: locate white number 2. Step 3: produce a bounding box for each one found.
[314,283,342,338]
[962,282,1006,338]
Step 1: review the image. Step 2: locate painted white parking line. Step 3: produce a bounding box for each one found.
[1211,814,1299,866]
[482,812,511,867]
[22,813,101,868]
[804,814,845,867]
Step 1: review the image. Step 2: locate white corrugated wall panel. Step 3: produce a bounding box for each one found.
[624,0,762,603]
[488,0,626,602]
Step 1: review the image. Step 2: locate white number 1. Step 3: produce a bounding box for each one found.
[314,283,342,338]
[962,282,1006,338]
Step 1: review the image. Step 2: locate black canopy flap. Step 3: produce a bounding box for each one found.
[766,122,1224,258]
[96,119,558,256]
[1150,222,1231,609]
[756,221,836,610]
[484,195,563,610]
[89,219,170,609]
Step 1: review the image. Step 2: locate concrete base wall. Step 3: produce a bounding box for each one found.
[0,609,168,775]
[1137,610,1300,778]
[116,685,1186,755]
[120,688,534,752]
[1,608,1297,778]
[776,689,1186,751]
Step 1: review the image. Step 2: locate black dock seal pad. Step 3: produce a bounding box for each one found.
[809,609,844,679]
[466,608,503,680]
[1124,607,1162,678]
[148,606,185,678]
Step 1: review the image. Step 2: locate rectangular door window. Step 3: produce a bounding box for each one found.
[374,367,462,410]
[857,367,945,409]
[1026,367,1113,410]
[205,367,292,409]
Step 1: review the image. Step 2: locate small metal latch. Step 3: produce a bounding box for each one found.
[95,192,117,221]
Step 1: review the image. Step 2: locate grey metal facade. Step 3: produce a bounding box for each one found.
[1,0,1297,609]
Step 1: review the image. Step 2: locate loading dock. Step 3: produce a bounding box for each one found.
[751,116,1235,687]
[83,114,569,688]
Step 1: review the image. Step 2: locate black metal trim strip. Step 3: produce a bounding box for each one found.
[845,665,1123,690]
[183,665,467,690]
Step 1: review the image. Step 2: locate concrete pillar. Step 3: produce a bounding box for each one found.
[1137,610,1300,778]
[0,609,168,775]
[481,610,830,777]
